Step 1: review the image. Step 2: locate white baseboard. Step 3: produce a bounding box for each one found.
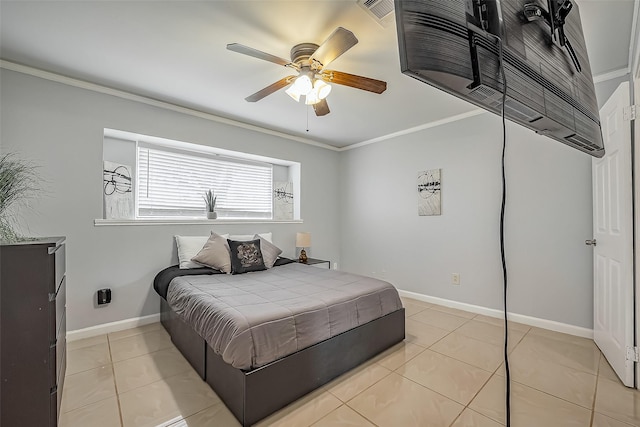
[398,289,593,339]
[67,291,593,342]
[66,313,161,342]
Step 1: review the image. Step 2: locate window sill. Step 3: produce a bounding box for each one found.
[94,219,303,226]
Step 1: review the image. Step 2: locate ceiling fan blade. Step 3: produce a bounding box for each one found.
[227,43,293,67]
[245,76,295,102]
[309,27,358,69]
[313,99,330,116]
[321,70,387,94]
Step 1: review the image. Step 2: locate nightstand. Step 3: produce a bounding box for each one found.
[297,258,330,269]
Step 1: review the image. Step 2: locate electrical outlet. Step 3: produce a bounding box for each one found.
[97,288,112,305]
[333,262,339,270]
[452,273,460,285]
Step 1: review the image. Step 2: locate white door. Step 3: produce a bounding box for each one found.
[593,81,635,387]
[635,76,640,388]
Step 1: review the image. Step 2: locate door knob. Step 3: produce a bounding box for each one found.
[585,239,597,246]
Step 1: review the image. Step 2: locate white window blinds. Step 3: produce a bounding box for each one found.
[137,144,273,219]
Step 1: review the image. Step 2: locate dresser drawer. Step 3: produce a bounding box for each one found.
[53,242,65,293]
[49,323,65,389]
[57,309,66,380]
[56,276,66,335]
[48,275,66,342]
[49,341,57,388]
[57,340,66,389]
[50,386,61,426]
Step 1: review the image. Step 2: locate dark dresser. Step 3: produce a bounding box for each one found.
[1,237,66,427]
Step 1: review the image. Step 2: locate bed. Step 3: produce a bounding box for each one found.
[154,257,405,426]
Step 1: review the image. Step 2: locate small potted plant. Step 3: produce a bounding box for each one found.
[204,189,217,219]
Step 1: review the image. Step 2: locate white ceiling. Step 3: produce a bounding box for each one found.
[0,0,636,148]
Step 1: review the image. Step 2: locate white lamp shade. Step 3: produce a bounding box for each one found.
[285,86,301,102]
[292,75,312,95]
[296,232,311,247]
[304,88,320,105]
[315,80,332,100]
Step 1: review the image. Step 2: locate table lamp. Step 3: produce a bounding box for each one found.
[296,232,311,263]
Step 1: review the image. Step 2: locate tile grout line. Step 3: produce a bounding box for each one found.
[111,342,196,395]
[406,306,598,424]
[107,333,126,427]
[454,370,502,426]
[589,352,601,427]
[427,336,504,374]
[335,348,447,423]
[326,365,394,404]
[465,373,505,425]
[60,336,118,417]
[499,329,601,409]
[73,309,618,426]
[504,373,597,412]
[108,329,174,364]
[63,341,111,377]
[164,402,224,427]
[340,402,381,427]
[456,317,534,426]
[447,411,465,427]
[107,323,165,345]
[387,369,470,408]
[406,315,471,346]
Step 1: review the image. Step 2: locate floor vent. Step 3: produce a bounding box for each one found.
[358,0,395,26]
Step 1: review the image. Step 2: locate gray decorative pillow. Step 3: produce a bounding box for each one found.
[254,234,282,268]
[191,232,232,273]
[228,239,266,274]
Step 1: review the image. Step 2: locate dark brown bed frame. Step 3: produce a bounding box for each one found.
[160,298,405,426]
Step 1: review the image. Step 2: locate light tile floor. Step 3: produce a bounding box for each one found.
[60,298,640,427]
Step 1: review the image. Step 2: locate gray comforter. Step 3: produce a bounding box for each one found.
[166,263,402,370]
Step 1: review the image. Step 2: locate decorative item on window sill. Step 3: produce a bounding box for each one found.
[296,232,311,263]
[204,189,217,220]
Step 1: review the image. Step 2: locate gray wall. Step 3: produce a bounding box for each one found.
[1,70,341,330]
[2,69,596,331]
[339,113,595,328]
[595,75,630,108]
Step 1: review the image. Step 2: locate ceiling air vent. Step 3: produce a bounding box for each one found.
[357,0,395,27]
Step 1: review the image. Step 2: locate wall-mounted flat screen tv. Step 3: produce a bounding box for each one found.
[395,0,604,157]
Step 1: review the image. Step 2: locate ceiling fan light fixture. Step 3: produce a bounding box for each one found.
[314,80,332,100]
[292,74,312,95]
[305,88,320,105]
[229,27,388,116]
[285,86,301,102]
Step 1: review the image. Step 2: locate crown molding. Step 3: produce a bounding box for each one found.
[338,109,486,151]
[592,67,630,84]
[2,60,491,153]
[0,60,340,152]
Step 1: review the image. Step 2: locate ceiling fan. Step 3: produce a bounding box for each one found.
[227,27,387,117]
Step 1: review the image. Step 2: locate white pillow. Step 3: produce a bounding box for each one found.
[228,232,272,243]
[175,234,228,269]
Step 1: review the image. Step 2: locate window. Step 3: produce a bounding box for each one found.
[102,129,300,223]
[137,143,273,219]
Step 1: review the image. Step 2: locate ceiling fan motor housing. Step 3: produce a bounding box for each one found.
[290,43,320,67]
